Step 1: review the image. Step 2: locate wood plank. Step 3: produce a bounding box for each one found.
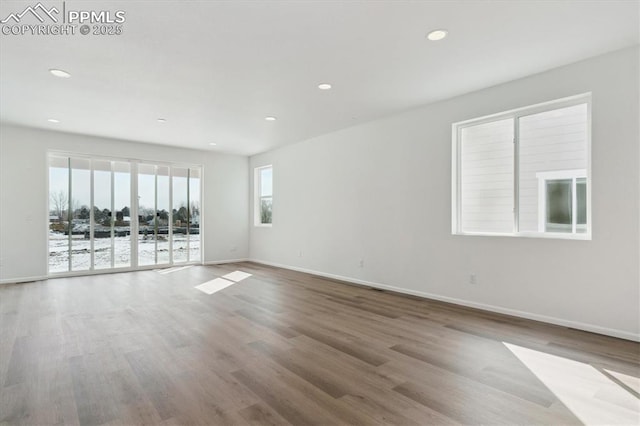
[0,263,637,425]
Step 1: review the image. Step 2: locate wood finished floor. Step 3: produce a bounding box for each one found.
[1,262,639,425]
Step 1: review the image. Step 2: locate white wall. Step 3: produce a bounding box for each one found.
[249,46,640,341]
[0,125,249,282]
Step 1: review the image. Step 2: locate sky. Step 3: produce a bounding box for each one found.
[261,167,272,196]
[49,165,201,214]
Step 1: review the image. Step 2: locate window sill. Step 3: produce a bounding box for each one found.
[453,231,591,241]
[254,224,272,228]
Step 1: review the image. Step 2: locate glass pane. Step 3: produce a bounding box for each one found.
[260,167,272,197]
[157,166,171,265]
[49,156,70,273]
[189,168,201,262]
[113,162,131,268]
[260,197,273,224]
[460,118,514,233]
[576,178,587,232]
[546,179,572,233]
[172,167,189,263]
[93,160,112,270]
[138,164,156,266]
[70,158,91,271]
[518,103,588,233]
[47,157,204,273]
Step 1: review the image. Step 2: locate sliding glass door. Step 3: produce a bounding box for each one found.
[189,168,201,262]
[138,163,158,266]
[172,167,189,263]
[48,154,202,275]
[92,159,113,270]
[113,162,132,268]
[48,156,71,273]
[171,167,202,264]
[138,164,173,266]
[157,166,171,264]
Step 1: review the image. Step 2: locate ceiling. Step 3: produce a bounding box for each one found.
[0,1,638,156]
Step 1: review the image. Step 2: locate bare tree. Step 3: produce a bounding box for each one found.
[50,190,68,220]
[190,200,200,216]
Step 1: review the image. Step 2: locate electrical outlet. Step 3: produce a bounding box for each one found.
[298,250,303,257]
[358,259,364,268]
[469,274,477,285]
[230,246,237,252]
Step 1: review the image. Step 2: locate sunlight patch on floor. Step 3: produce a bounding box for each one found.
[604,369,640,395]
[195,278,235,295]
[193,270,252,295]
[504,342,640,425]
[222,270,252,282]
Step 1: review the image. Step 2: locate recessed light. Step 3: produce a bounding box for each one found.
[47,118,60,123]
[265,116,277,121]
[318,83,332,90]
[49,69,71,78]
[157,118,167,123]
[427,29,448,41]
[209,142,217,146]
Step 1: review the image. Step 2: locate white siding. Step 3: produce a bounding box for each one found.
[518,104,588,232]
[460,118,514,233]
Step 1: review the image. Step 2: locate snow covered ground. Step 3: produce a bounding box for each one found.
[49,231,201,273]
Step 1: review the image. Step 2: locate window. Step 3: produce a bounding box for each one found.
[536,170,587,234]
[255,165,272,226]
[452,94,591,239]
[48,153,202,275]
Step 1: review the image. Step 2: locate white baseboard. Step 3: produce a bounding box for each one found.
[0,275,48,285]
[3,260,636,342]
[203,258,250,265]
[249,258,640,343]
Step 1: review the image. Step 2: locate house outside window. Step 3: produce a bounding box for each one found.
[452,93,591,239]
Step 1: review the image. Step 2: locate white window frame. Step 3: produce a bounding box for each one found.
[46,151,204,278]
[254,165,273,227]
[451,93,592,240]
